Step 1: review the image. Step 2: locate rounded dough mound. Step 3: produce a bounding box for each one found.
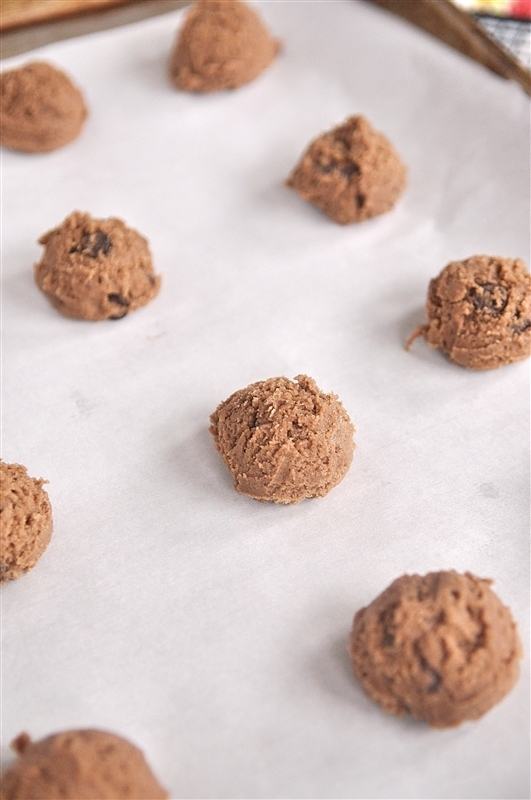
[286,115,407,225]
[169,0,280,92]
[408,255,530,369]
[210,374,355,503]
[1,729,168,799]
[0,461,52,584]
[349,571,522,728]
[0,61,87,153]
[35,211,161,321]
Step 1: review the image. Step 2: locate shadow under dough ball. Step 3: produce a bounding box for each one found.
[407,255,531,369]
[0,461,52,584]
[35,211,161,320]
[286,115,407,224]
[0,729,168,799]
[169,0,280,91]
[0,61,87,153]
[349,571,522,728]
[210,374,355,503]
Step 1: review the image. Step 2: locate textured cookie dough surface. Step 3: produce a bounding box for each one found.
[349,571,522,728]
[210,374,355,503]
[0,61,87,153]
[0,729,168,799]
[35,211,161,321]
[286,115,407,225]
[169,0,280,92]
[0,461,52,584]
[407,255,531,369]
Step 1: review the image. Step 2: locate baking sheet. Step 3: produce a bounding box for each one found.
[1,2,530,798]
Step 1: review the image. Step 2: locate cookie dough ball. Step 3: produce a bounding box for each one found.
[349,571,522,728]
[35,211,161,321]
[169,0,280,92]
[0,61,87,153]
[407,255,531,369]
[0,461,52,584]
[286,115,407,225]
[210,374,355,503]
[1,729,168,799]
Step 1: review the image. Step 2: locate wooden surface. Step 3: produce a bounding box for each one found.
[0,0,136,31]
[0,0,187,58]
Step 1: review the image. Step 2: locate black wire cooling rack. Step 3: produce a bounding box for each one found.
[474,13,531,69]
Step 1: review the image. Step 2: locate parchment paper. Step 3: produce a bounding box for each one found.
[1,2,529,798]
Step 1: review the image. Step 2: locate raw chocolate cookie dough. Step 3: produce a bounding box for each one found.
[1,729,168,799]
[35,211,161,320]
[0,61,87,153]
[0,461,52,584]
[286,115,407,225]
[210,374,355,503]
[407,255,531,369]
[169,0,280,92]
[349,571,522,728]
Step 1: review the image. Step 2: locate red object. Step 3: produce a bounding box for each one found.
[510,0,531,20]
